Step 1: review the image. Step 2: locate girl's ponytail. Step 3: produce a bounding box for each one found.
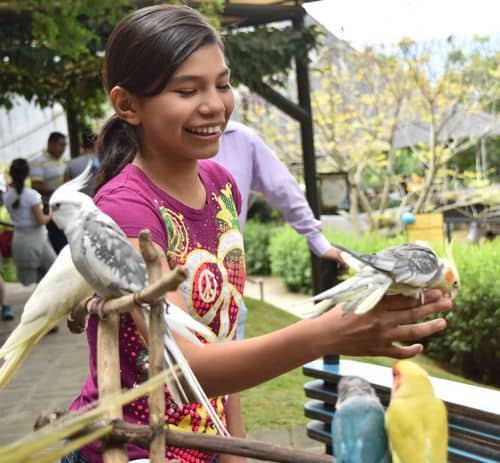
[93,115,138,193]
[9,158,29,209]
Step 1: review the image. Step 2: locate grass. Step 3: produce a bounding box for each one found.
[241,297,310,431]
[240,296,490,432]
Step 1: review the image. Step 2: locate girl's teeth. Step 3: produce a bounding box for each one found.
[190,126,220,134]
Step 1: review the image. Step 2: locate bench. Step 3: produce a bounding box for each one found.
[303,358,500,463]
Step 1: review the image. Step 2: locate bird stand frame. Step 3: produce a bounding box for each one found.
[96,229,187,463]
[18,229,333,463]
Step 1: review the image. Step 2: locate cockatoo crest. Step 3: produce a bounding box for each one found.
[49,161,95,231]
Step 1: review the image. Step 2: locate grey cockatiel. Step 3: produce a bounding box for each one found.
[307,242,459,317]
[332,376,389,463]
[0,246,93,390]
[49,165,229,436]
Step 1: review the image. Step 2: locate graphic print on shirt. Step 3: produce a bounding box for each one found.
[160,182,245,342]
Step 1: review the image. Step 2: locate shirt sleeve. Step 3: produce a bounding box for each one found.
[29,157,44,183]
[26,189,42,207]
[248,132,332,257]
[95,187,168,251]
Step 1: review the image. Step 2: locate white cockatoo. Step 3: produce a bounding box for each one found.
[49,166,229,436]
[307,241,459,317]
[0,246,93,389]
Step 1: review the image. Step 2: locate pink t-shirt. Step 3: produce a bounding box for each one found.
[70,161,245,463]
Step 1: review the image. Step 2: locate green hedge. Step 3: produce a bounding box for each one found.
[269,225,312,293]
[243,220,279,276]
[423,241,500,386]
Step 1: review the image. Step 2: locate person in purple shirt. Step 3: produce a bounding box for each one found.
[61,5,452,463]
[214,120,345,340]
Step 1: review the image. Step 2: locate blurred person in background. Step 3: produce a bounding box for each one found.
[30,132,68,253]
[64,131,100,196]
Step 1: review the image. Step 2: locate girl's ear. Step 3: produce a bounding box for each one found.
[110,86,141,126]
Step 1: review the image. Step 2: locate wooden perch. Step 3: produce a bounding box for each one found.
[68,420,333,463]
[138,229,166,463]
[67,265,188,333]
[97,312,128,463]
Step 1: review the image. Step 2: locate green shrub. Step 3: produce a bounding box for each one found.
[424,241,500,386]
[323,229,406,254]
[269,225,312,293]
[243,220,278,275]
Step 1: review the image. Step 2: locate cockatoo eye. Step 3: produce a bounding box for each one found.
[453,281,459,288]
[52,202,61,210]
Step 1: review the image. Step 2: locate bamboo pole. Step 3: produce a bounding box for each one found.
[67,267,188,333]
[97,312,128,463]
[138,230,166,463]
[97,421,334,463]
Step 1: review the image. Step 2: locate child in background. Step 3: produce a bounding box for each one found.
[3,159,55,286]
[62,5,452,463]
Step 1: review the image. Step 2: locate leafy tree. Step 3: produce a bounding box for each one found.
[0,0,317,157]
[398,36,500,212]
[243,33,499,231]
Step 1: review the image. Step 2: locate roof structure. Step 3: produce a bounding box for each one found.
[393,110,500,149]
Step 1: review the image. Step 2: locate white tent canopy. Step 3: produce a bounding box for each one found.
[304,0,500,51]
[0,97,69,165]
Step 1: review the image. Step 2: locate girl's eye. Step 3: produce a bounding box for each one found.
[217,83,231,91]
[176,89,196,96]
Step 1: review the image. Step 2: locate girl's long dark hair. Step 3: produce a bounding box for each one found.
[94,4,223,192]
[9,158,29,209]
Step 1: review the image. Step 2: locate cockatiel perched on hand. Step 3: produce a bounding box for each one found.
[0,246,93,390]
[332,376,389,463]
[386,360,448,463]
[49,165,229,436]
[306,241,459,317]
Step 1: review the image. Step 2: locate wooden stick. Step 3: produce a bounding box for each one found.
[67,267,188,333]
[138,230,166,463]
[97,314,128,463]
[72,420,333,463]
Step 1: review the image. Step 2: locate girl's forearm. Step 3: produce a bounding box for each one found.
[185,317,324,397]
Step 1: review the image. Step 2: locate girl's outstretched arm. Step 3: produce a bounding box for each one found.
[127,238,452,398]
[182,290,450,397]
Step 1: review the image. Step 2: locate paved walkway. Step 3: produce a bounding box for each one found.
[0,280,324,461]
[244,276,315,319]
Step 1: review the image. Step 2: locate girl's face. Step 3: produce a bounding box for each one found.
[135,43,234,162]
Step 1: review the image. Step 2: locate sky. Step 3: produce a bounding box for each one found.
[303,0,500,50]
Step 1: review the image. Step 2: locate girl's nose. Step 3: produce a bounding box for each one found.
[199,89,226,114]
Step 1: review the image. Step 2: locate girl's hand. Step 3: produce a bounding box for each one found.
[219,455,248,463]
[315,289,452,359]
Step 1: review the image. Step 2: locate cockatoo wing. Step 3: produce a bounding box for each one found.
[164,302,218,345]
[163,325,229,437]
[73,215,147,297]
[379,244,440,286]
[307,270,392,317]
[0,246,93,388]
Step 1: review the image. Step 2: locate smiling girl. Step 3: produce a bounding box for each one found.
[62,5,452,463]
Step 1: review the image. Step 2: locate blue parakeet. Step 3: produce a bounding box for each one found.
[332,376,389,463]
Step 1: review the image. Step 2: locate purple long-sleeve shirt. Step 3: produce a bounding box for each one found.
[213,121,332,257]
